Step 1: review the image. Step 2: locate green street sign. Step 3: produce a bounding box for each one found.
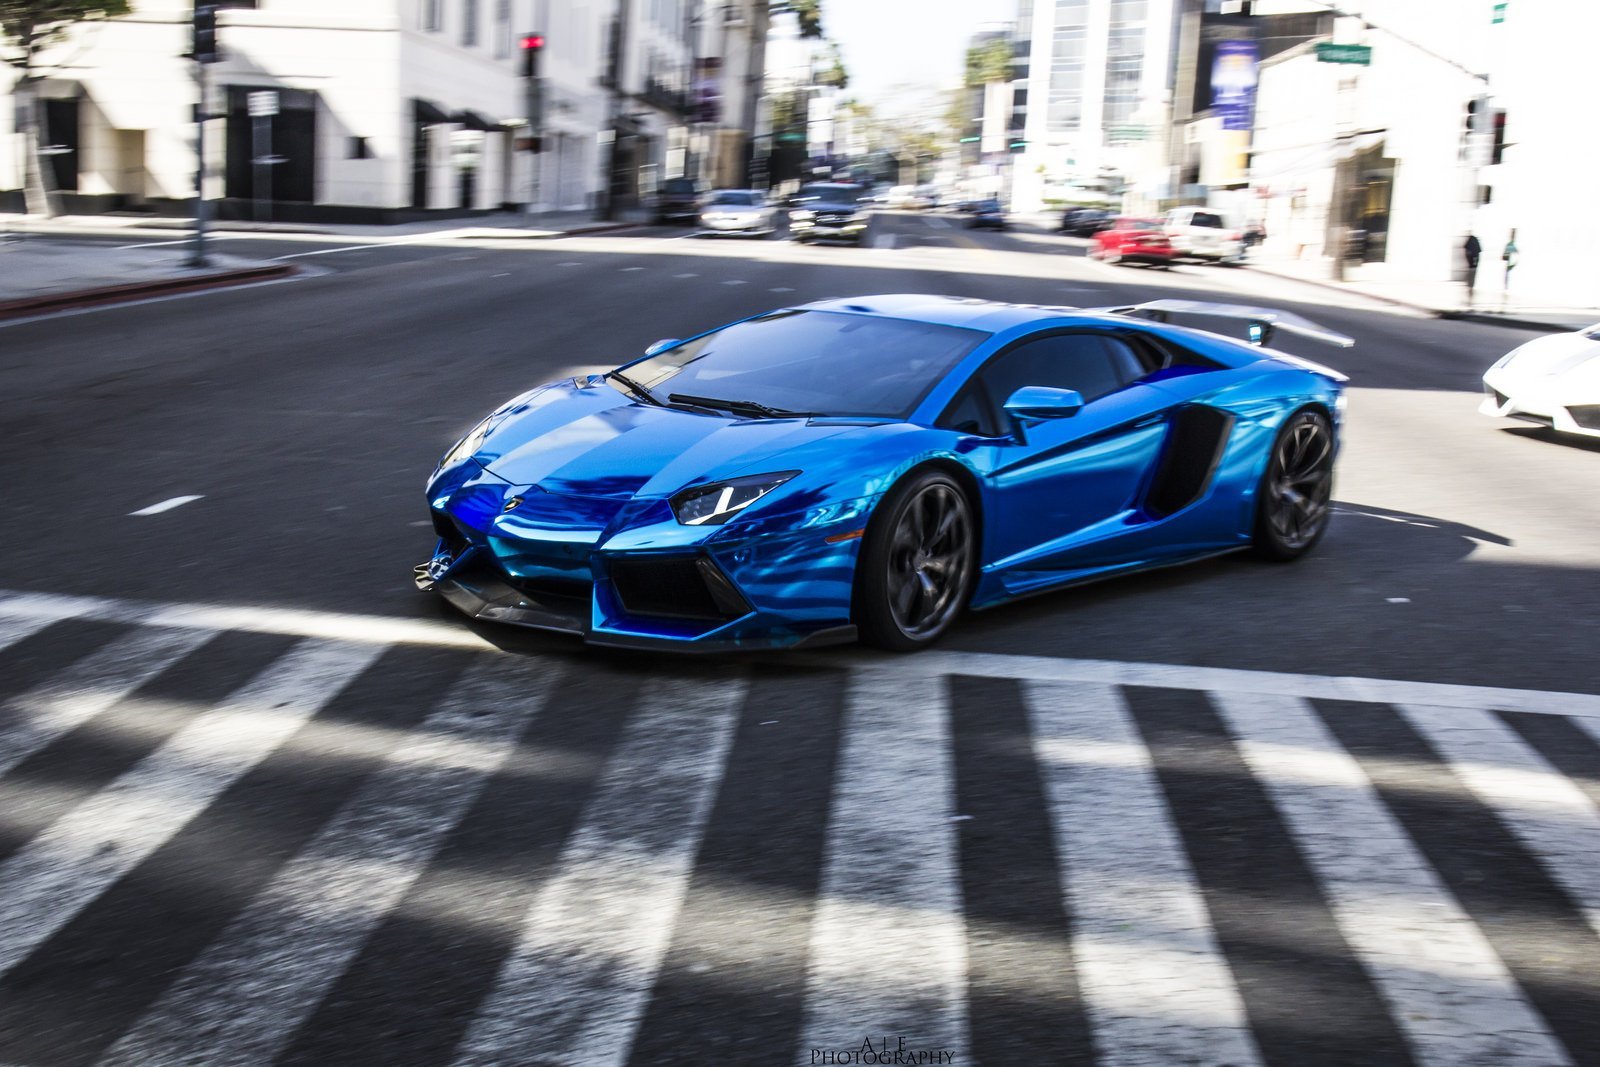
[1492,2,1506,22]
[1316,42,1373,65]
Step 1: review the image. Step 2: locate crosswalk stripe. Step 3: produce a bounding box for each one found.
[1026,681,1262,1066]
[452,674,745,1066]
[98,655,558,1067]
[1214,691,1572,1066]
[1399,704,1600,942]
[797,668,968,1063]
[0,613,59,654]
[0,639,384,979]
[0,626,214,781]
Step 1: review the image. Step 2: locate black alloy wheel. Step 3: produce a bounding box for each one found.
[856,469,977,650]
[1253,408,1335,560]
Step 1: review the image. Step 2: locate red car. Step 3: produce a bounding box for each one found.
[1091,217,1175,268]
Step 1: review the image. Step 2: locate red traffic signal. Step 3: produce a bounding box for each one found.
[520,33,545,77]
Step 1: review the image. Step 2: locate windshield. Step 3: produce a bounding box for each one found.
[795,184,865,203]
[708,190,759,206]
[619,310,985,419]
[1191,212,1225,228]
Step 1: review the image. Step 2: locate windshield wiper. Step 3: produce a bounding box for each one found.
[609,371,662,406]
[667,393,816,419]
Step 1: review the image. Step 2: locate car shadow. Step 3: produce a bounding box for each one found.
[1500,424,1600,454]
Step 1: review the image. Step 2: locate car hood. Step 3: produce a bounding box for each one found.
[475,378,857,499]
[1498,331,1600,380]
[797,200,862,212]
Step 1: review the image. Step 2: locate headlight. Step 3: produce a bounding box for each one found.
[439,415,495,468]
[790,209,815,221]
[670,472,798,526]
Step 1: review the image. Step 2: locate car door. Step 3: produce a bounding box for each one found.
[943,331,1173,575]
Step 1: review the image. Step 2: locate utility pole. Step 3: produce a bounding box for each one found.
[598,0,633,221]
[188,4,219,268]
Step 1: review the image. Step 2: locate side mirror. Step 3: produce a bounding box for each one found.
[644,338,681,357]
[1004,386,1084,422]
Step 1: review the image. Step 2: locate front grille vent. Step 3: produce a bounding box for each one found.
[1568,405,1600,431]
[609,557,750,621]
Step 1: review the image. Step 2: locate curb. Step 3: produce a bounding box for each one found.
[0,263,298,321]
[1245,263,1593,333]
[456,220,644,240]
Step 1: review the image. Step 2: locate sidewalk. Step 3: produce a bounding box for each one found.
[0,207,647,320]
[1243,251,1599,333]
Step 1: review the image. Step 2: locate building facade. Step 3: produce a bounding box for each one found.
[2,0,767,220]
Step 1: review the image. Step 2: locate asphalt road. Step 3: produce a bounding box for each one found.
[1,209,1598,1066]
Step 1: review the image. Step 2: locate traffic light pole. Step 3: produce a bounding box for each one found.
[188,59,210,269]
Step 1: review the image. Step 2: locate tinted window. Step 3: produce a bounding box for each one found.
[795,183,865,203]
[661,179,697,195]
[622,311,984,419]
[708,190,759,205]
[943,333,1144,435]
[1191,212,1224,228]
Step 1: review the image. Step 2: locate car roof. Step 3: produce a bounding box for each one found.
[793,294,1125,334]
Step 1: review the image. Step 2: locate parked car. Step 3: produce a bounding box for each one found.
[886,185,918,208]
[697,188,778,237]
[1091,217,1175,267]
[1164,206,1246,264]
[1059,207,1114,237]
[966,199,1007,230]
[788,182,871,245]
[654,178,704,224]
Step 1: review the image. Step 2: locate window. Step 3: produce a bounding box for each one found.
[494,0,511,58]
[463,0,478,46]
[422,0,442,33]
[941,333,1146,436]
[348,136,372,159]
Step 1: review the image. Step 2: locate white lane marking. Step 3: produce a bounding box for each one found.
[1215,692,1572,1066]
[273,237,436,260]
[770,286,795,292]
[722,279,746,285]
[114,239,214,250]
[491,272,510,278]
[798,668,967,1059]
[0,614,64,655]
[453,675,743,1066]
[0,627,214,780]
[872,234,896,250]
[0,639,383,979]
[0,589,1596,718]
[101,656,556,1067]
[1401,704,1600,941]
[1030,681,1261,1064]
[925,216,951,229]
[558,261,580,267]
[620,266,645,272]
[674,272,699,278]
[128,495,203,516]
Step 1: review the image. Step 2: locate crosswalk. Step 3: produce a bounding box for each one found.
[0,588,1598,1066]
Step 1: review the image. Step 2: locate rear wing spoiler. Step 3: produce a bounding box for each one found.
[1094,299,1356,349]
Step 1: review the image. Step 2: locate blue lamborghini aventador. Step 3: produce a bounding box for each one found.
[417,295,1351,651]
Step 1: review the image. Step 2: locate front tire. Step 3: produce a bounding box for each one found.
[1252,409,1335,561]
[855,469,978,651]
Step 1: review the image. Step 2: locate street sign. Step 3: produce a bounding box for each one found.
[1315,43,1372,65]
[248,91,279,117]
[1492,2,1506,22]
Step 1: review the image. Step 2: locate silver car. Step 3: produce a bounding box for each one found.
[697,189,778,237]
[1165,206,1246,264]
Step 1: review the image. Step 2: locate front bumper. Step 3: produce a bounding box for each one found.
[699,215,771,233]
[419,465,873,651]
[1479,379,1600,438]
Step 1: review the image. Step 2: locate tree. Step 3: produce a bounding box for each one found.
[1,0,131,216]
[815,39,846,89]
[965,37,1012,88]
[771,0,822,39]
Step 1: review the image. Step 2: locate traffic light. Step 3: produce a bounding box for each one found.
[520,33,545,79]
[192,4,218,63]
[1463,95,1481,139]
[1491,109,1508,164]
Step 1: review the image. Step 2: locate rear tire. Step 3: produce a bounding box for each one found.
[1252,409,1335,561]
[855,469,978,651]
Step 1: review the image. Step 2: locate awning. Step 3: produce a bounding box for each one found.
[452,109,498,131]
[1250,130,1387,181]
[413,98,450,125]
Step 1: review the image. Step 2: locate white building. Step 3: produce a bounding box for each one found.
[1011,0,1178,214]
[1247,0,1600,307]
[0,0,758,220]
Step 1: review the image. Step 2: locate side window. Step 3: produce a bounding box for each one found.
[978,333,1130,408]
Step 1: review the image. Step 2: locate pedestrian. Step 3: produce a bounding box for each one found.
[1462,233,1482,307]
[1501,228,1519,308]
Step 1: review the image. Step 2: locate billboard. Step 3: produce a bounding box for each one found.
[1212,40,1258,132]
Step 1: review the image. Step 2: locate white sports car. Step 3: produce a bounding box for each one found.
[1481,322,1600,438]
